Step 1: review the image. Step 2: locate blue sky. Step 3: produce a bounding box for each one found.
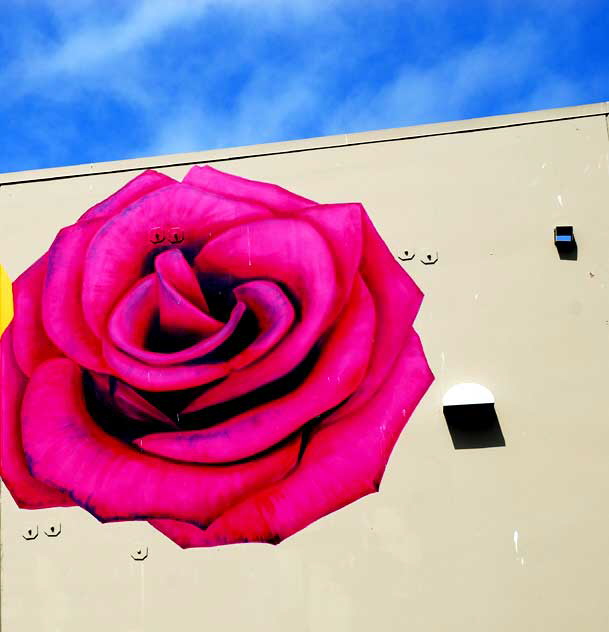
[1,0,607,173]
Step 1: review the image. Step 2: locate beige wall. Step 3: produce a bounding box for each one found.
[1,102,609,631]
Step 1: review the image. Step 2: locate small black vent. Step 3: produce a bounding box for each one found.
[443,403,505,449]
[554,226,577,260]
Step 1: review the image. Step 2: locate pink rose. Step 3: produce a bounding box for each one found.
[0,166,433,548]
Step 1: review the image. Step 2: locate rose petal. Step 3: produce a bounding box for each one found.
[190,217,338,409]
[155,248,213,315]
[158,284,220,337]
[43,218,109,372]
[0,326,73,508]
[79,170,177,222]
[326,214,425,420]
[138,277,374,463]
[12,256,63,376]
[82,184,272,337]
[102,335,233,391]
[225,280,295,371]
[301,203,363,309]
[107,254,223,365]
[107,285,246,370]
[107,276,157,353]
[21,358,302,525]
[40,171,177,370]
[147,519,212,549]
[167,331,433,547]
[184,165,314,212]
[156,253,223,337]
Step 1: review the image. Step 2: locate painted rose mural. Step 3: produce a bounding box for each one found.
[0,166,433,548]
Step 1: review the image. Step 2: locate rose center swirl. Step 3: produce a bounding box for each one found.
[82,246,315,446]
[77,213,372,465]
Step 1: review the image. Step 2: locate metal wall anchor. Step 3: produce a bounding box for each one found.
[149,227,165,244]
[168,227,184,244]
[23,526,38,540]
[44,524,61,537]
[420,252,438,265]
[397,250,415,261]
[131,547,149,561]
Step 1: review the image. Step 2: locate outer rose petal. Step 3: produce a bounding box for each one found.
[137,277,375,463]
[184,165,314,212]
[147,519,218,549]
[12,256,63,376]
[43,218,109,372]
[78,169,177,222]
[149,332,432,547]
[82,183,272,337]
[41,170,177,370]
[187,171,363,315]
[21,358,302,525]
[332,214,425,420]
[300,203,363,308]
[0,326,73,508]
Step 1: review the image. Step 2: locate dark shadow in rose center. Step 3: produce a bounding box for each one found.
[176,343,321,431]
[81,372,176,444]
[197,272,239,322]
[140,245,202,276]
[142,308,260,359]
[82,343,324,444]
[144,312,202,353]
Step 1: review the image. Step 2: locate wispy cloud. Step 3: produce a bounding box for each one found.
[33,3,207,76]
[324,24,549,134]
[8,0,342,82]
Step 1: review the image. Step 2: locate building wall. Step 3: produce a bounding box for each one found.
[1,102,609,631]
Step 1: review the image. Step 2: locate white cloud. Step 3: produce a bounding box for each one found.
[10,0,343,83]
[12,2,208,82]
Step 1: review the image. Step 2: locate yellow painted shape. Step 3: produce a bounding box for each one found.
[0,264,13,335]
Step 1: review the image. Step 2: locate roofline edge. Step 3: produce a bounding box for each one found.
[2,100,608,185]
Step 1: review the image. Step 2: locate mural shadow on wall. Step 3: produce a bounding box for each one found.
[443,404,506,449]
